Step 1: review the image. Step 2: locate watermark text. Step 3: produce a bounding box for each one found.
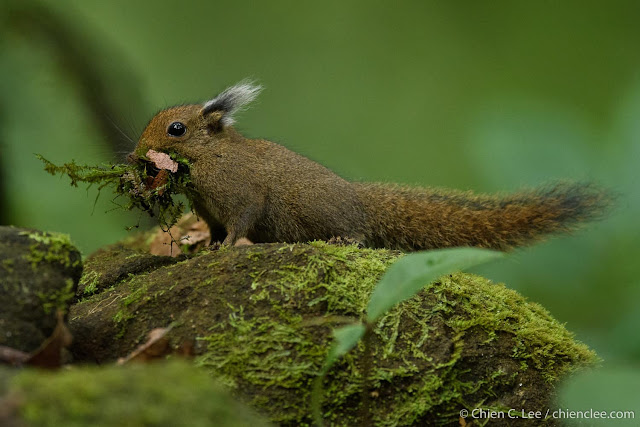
[459,407,635,421]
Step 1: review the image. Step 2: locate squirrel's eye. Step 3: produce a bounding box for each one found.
[167,121,187,137]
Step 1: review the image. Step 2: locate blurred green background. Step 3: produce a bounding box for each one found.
[2,0,639,420]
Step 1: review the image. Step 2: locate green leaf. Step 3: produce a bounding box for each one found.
[558,367,640,426]
[323,323,366,370]
[311,323,365,425]
[366,248,503,322]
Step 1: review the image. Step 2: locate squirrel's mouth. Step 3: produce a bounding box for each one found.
[128,150,183,179]
[145,150,179,173]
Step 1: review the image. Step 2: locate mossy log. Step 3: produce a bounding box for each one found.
[0,361,271,427]
[68,241,596,426]
[0,226,81,352]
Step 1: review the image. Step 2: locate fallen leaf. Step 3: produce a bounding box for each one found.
[149,213,211,257]
[26,311,73,369]
[117,326,172,365]
[0,311,72,369]
[146,149,179,173]
[150,169,170,195]
[176,339,195,358]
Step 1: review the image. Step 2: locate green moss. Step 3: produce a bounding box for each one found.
[200,307,324,390]
[36,278,76,314]
[20,231,80,269]
[9,361,271,427]
[112,274,150,332]
[79,271,100,296]
[1,258,14,273]
[71,242,597,426]
[194,243,596,425]
[37,153,196,230]
[430,274,597,383]
[243,242,396,315]
[14,231,79,314]
[76,246,179,299]
[200,242,596,425]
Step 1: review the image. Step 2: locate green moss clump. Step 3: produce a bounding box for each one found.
[79,271,100,296]
[36,278,76,315]
[112,274,150,331]
[20,231,80,269]
[7,361,271,427]
[1,258,15,273]
[19,232,79,313]
[75,246,177,298]
[37,153,195,230]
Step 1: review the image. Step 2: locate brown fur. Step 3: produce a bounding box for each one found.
[133,102,609,251]
[353,182,609,251]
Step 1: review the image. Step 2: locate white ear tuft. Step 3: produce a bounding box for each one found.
[201,80,262,126]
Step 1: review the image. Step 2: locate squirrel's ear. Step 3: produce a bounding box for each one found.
[200,81,262,127]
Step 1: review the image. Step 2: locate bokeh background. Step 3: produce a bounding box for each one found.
[2,0,639,420]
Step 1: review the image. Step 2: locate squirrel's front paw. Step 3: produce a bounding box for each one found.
[207,241,223,251]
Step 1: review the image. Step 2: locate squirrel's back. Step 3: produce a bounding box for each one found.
[353,182,610,251]
[238,138,368,243]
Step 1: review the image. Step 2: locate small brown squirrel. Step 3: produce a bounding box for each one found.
[130,81,610,251]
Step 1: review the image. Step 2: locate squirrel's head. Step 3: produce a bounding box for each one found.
[130,81,262,162]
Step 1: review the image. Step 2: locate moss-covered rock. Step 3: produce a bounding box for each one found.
[0,361,271,427]
[0,226,82,352]
[68,242,596,425]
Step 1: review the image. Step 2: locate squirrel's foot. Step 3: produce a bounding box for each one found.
[326,236,365,248]
[234,238,254,247]
[207,241,223,251]
[209,238,254,250]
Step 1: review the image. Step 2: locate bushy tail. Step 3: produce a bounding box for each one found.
[353,182,611,252]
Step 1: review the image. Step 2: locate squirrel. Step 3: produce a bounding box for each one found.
[130,81,610,251]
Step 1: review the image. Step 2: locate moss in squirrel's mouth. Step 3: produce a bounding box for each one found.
[37,151,195,231]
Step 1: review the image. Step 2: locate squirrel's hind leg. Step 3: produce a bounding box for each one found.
[207,223,227,246]
[222,204,263,246]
